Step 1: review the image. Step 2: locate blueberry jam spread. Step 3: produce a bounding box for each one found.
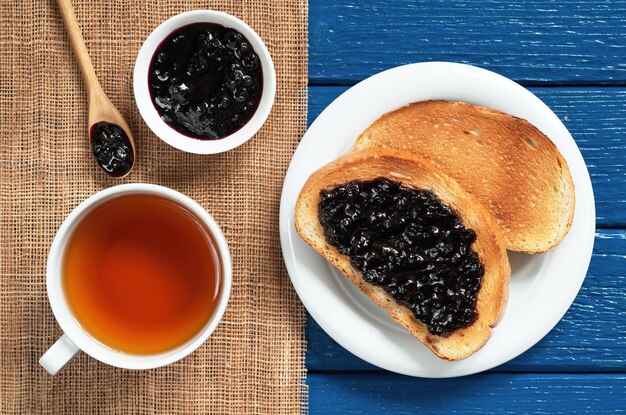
[90,122,133,177]
[148,23,263,140]
[318,178,484,336]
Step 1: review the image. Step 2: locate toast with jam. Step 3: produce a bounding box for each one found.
[295,148,510,360]
[354,100,575,253]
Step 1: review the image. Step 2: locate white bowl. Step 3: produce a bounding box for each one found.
[133,10,276,154]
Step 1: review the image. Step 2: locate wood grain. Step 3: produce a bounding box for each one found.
[306,229,626,372]
[305,1,626,411]
[309,0,626,84]
[308,86,626,227]
[308,373,626,414]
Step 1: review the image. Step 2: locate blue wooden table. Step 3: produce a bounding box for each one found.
[304,1,626,412]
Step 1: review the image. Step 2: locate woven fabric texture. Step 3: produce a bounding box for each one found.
[0,0,307,413]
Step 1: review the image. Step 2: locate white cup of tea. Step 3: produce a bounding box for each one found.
[39,184,232,374]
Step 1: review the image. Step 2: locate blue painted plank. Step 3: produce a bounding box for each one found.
[307,86,626,227]
[308,373,626,414]
[309,0,626,84]
[306,229,626,372]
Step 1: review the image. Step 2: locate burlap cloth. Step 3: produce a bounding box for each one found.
[0,0,308,413]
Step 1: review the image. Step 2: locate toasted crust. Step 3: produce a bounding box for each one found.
[295,148,510,360]
[354,100,575,253]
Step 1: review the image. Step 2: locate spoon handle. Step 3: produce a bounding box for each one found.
[56,0,102,97]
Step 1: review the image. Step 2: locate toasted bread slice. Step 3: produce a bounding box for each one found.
[295,148,510,360]
[354,100,575,253]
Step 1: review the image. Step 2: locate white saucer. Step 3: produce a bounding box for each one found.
[279,62,595,377]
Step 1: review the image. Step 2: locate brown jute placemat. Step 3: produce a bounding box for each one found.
[0,0,307,413]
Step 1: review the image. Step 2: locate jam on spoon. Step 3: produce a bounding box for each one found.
[56,0,136,178]
[90,122,134,177]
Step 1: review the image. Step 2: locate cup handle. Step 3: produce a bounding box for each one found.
[39,334,81,375]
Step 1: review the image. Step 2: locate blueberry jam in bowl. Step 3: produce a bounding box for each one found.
[134,10,276,154]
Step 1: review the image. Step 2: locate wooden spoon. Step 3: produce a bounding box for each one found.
[56,0,135,177]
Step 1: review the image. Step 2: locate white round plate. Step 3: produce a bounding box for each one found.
[279,62,595,377]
